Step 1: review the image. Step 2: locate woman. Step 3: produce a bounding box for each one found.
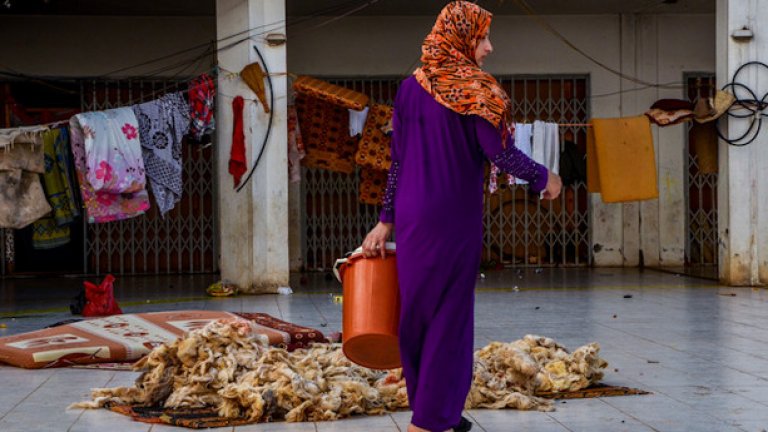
[361,2,562,431]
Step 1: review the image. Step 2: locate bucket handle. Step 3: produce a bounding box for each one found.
[333,242,397,283]
[332,254,352,283]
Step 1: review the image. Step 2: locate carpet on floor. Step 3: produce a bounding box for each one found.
[0,311,326,368]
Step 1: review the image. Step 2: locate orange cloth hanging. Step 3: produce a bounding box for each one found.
[587,116,658,203]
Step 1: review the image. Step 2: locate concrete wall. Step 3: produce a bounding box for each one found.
[0,16,215,77]
[0,12,716,269]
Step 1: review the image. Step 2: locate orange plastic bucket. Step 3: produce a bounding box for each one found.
[334,243,400,370]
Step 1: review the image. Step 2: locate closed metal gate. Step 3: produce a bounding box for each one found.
[80,79,218,275]
[685,73,718,270]
[302,75,590,270]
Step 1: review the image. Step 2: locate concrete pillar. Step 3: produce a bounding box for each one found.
[216,0,289,292]
[716,0,768,286]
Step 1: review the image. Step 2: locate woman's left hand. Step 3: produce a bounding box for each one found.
[541,171,562,200]
[362,222,393,258]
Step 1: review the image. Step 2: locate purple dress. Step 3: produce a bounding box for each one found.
[380,76,547,432]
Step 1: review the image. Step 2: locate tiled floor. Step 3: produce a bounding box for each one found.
[1,268,768,431]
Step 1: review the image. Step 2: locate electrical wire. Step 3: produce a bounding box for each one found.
[715,61,768,147]
[510,0,683,91]
[93,0,376,79]
[0,0,378,84]
[235,44,274,193]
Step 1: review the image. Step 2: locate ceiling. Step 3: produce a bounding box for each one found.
[0,0,714,17]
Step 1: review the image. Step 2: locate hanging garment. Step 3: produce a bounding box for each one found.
[0,125,48,148]
[358,168,387,205]
[70,108,151,223]
[32,219,70,250]
[514,123,533,185]
[532,121,560,175]
[348,106,370,137]
[188,73,216,141]
[295,95,358,174]
[132,92,190,216]
[354,104,392,171]
[52,126,81,216]
[587,116,658,203]
[32,128,78,249]
[645,99,695,126]
[558,140,587,187]
[229,96,247,188]
[287,105,305,184]
[292,75,369,111]
[240,62,270,113]
[0,130,52,229]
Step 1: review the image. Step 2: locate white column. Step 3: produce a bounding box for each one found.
[717,0,768,285]
[216,0,289,292]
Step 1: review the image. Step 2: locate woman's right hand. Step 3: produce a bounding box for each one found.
[362,222,393,258]
[541,170,562,200]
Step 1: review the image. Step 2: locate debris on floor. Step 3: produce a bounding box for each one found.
[206,281,238,297]
[72,319,610,424]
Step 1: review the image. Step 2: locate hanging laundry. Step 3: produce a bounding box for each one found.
[287,105,305,184]
[32,128,79,249]
[292,75,369,111]
[354,104,392,171]
[558,140,587,187]
[532,121,560,175]
[240,62,270,113]
[229,96,247,188]
[295,95,358,174]
[52,126,82,216]
[70,108,151,223]
[644,99,695,126]
[587,116,658,203]
[693,90,735,124]
[514,123,533,185]
[358,168,388,205]
[348,106,370,137]
[132,92,190,216]
[0,125,48,148]
[0,129,52,229]
[188,73,216,141]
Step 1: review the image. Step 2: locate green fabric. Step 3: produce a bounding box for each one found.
[32,129,77,249]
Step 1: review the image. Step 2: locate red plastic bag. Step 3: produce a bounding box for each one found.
[81,274,123,317]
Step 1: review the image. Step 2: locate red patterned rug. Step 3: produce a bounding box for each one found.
[0,311,326,369]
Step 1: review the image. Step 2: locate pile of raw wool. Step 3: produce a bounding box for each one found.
[467,335,608,411]
[72,319,607,421]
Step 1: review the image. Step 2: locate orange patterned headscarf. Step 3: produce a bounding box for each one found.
[415,1,512,131]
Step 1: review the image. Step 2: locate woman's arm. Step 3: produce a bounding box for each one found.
[378,107,401,224]
[474,116,560,197]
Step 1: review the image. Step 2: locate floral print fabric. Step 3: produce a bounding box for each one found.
[70,108,150,223]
